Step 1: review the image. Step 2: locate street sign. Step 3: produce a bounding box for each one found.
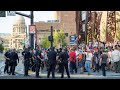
[70,35,77,45]
[29,25,36,34]
[7,11,16,16]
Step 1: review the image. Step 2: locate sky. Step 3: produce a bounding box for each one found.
[0,11,55,33]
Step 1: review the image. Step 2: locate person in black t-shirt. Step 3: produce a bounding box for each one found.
[99,50,108,76]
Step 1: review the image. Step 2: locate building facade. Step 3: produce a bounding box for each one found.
[0,33,11,49]
[10,16,27,50]
[35,11,76,46]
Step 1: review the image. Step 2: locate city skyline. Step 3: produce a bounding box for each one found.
[0,11,55,34]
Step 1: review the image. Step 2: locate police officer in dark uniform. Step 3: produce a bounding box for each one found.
[35,46,42,78]
[22,48,31,76]
[4,49,11,74]
[47,47,57,78]
[59,48,70,78]
[9,49,19,75]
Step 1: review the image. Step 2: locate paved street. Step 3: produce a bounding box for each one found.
[0,53,120,79]
[0,71,120,79]
[0,61,120,79]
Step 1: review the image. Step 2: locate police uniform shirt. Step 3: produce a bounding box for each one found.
[35,49,41,62]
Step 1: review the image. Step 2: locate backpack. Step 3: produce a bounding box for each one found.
[78,54,83,61]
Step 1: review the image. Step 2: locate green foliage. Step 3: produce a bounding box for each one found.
[0,44,4,52]
[41,35,50,48]
[116,23,120,40]
[62,41,67,47]
[53,29,66,48]
[53,29,59,47]
[41,30,67,48]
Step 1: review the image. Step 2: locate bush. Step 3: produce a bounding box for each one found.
[0,44,4,53]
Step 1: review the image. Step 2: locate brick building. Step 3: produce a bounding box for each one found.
[35,11,76,46]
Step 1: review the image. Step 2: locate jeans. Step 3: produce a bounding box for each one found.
[101,63,106,76]
[85,61,91,74]
[70,61,77,74]
[114,61,120,72]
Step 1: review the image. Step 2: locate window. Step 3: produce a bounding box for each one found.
[82,24,85,32]
[82,11,86,21]
[65,33,68,37]
[13,28,15,32]
[21,28,25,33]
[81,11,86,14]
[19,27,20,33]
[57,30,60,32]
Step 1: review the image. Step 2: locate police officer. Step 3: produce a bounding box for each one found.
[47,47,57,78]
[22,48,31,76]
[4,49,11,74]
[59,48,70,78]
[35,46,42,78]
[9,49,19,75]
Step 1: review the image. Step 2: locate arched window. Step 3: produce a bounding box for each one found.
[13,27,16,32]
[19,27,20,33]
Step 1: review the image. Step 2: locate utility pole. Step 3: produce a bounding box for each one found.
[50,26,53,48]
[30,11,34,49]
[48,26,54,48]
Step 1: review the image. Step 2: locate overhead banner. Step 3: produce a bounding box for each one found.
[29,25,36,34]
[7,11,16,16]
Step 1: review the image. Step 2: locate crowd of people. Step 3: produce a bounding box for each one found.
[3,41,120,78]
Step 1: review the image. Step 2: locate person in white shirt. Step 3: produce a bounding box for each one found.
[85,49,93,75]
[111,45,120,73]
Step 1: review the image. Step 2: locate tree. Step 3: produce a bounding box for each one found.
[53,29,59,47]
[53,29,67,48]
[41,35,50,48]
[0,44,4,52]
[58,29,66,48]
[41,30,67,48]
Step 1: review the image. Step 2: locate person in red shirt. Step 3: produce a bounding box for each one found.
[69,48,77,74]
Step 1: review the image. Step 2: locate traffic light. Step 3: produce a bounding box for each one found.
[48,35,53,41]
[0,11,6,17]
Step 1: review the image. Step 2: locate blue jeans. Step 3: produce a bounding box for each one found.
[85,61,91,74]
